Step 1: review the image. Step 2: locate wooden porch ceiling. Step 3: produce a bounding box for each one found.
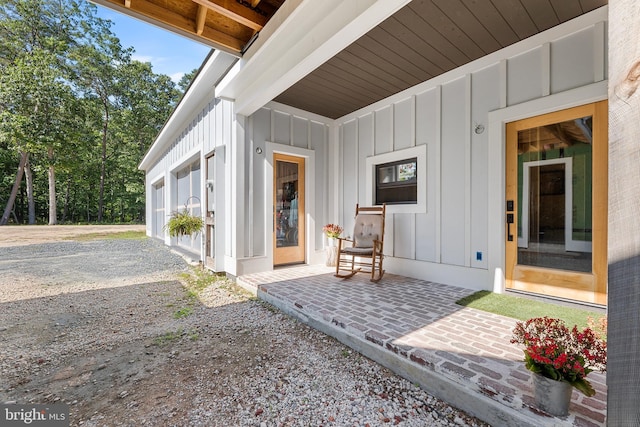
[96,0,608,120]
[92,0,284,54]
[274,0,608,119]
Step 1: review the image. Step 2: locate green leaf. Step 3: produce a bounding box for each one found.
[570,378,596,397]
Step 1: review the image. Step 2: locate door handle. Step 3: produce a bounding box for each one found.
[506,213,514,242]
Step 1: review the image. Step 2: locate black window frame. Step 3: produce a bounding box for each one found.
[375,157,417,205]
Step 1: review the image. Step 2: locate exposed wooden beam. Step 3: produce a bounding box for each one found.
[190,0,267,31]
[196,4,207,35]
[123,0,245,52]
[124,0,131,8]
[251,0,261,7]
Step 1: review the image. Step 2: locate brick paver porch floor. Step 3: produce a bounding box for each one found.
[237,265,606,427]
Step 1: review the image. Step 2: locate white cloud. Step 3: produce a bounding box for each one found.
[170,72,185,83]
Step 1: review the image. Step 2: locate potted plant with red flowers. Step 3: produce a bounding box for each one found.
[510,316,607,417]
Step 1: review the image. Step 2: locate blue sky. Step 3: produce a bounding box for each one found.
[94,5,212,83]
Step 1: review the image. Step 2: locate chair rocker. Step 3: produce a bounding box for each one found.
[335,204,386,282]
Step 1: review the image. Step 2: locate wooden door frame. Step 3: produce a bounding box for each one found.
[505,100,607,305]
[263,143,317,269]
[273,152,306,265]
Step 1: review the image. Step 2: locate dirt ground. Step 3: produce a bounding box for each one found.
[0,225,488,427]
[0,226,303,426]
[0,224,146,247]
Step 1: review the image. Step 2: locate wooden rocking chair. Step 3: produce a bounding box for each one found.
[335,204,386,282]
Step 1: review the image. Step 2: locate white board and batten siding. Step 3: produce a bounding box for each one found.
[336,7,608,291]
[237,102,333,275]
[145,97,234,265]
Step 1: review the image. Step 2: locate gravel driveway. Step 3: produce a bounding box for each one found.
[0,227,488,426]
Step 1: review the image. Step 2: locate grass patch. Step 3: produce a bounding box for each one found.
[179,267,222,293]
[173,307,193,319]
[456,291,606,332]
[68,230,147,241]
[152,328,199,345]
[153,329,184,346]
[179,266,254,300]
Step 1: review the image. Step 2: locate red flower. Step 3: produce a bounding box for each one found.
[511,316,607,397]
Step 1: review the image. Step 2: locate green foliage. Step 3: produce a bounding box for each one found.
[164,209,204,238]
[173,307,193,319]
[153,329,183,346]
[0,0,184,224]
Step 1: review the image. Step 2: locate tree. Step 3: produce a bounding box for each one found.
[177,68,199,93]
[72,41,130,222]
[0,48,75,224]
[0,0,94,224]
[0,0,184,225]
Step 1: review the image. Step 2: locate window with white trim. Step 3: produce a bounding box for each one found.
[366,145,427,214]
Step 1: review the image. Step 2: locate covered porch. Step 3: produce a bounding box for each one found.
[238,266,606,427]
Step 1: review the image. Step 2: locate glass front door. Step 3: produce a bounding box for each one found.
[505,101,607,305]
[273,153,305,265]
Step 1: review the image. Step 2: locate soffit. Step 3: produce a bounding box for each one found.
[91,0,285,55]
[95,0,608,120]
[273,0,608,119]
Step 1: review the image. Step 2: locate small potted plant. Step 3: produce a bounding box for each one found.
[322,223,343,239]
[510,316,607,417]
[322,223,343,266]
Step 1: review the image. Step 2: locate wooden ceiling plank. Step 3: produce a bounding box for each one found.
[349,40,422,88]
[387,8,469,68]
[125,0,244,52]
[305,70,380,105]
[251,0,262,7]
[549,0,583,23]
[433,0,502,54]
[277,87,355,120]
[196,5,207,35]
[279,78,363,113]
[331,51,405,94]
[200,25,245,51]
[490,0,539,39]
[410,0,485,60]
[520,0,560,31]
[460,0,519,47]
[191,0,267,31]
[275,88,351,119]
[314,63,392,101]
[356,34,438,82]
[358,27,444,81]
[578,0,608,12]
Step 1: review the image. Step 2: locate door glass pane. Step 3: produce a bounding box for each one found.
[275,160,299,248]
[517,116,592,273]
